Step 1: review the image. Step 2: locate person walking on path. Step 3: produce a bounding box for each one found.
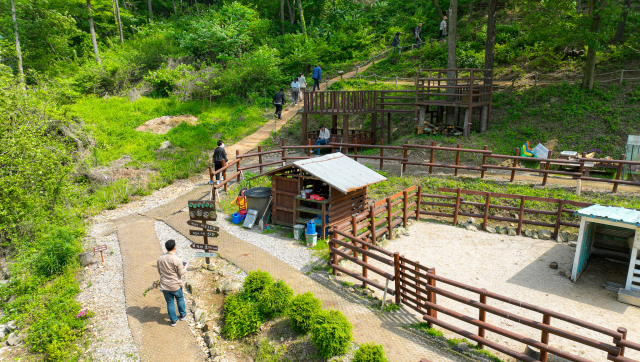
[157,239,188,327]
[291,77,300,106]
[212,140,227,184]
[312,65,322,91]
[414,23,423,49]
[438,17,447,40]
[392,32,401,54]
[313,125,331,155]
[272,88,287,120]
[298,73,307,101]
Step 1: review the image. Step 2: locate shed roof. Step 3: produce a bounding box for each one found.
[293,153,387,194]
[575,205,640,227]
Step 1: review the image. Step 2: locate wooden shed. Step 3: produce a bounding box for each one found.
[265,153,387,238]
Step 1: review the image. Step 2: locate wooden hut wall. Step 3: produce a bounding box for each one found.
[327,188,367,227]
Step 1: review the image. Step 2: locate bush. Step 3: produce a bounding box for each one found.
[257,280,293,318]
[36,227,83,277]
[222,293,262,339]
[255,339,289,362]
[310,310,353,358]
[243,270,273,301]
[287,292,322,333]
[353,343,389,362]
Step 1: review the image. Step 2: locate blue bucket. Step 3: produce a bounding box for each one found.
[232,212,243,224]
[306,219,316,235]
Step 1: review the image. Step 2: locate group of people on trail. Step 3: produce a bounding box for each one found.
[272,65,322,120]
[393,18,448,53]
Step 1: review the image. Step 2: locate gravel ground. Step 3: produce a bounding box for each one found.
[215,212,320,272]
[76,224,138,361]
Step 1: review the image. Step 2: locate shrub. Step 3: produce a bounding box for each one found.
[36,227,83,277]
[222,293,262,339]
[243,270,273,301]
[255,339,289,362]
[353,343,389,362]
[287,292,322,333]
[310,310,353,358]
[257,280,293,318]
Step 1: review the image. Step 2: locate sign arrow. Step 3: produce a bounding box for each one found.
[190,230,219,238]
[186,220,220,232]
[195,252,218,258]
[189,243,218,251]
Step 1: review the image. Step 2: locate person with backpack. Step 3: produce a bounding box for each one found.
[212,140,227,185]
[312,65,322,92]
[272,88,287,120]
[392,32,401,54]
[439,17,448,40]
[414,23,423,49]
[291,77,300,106]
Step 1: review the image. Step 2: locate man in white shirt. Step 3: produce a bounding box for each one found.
[314,126,331,155]
[439,16,447,40]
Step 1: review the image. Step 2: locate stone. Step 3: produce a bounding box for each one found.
[204,332,215,348]
[524,229,533,237]
[549,262,558,270]
[465,224,478,231]
[190,301,197,314]
[229,345,235,350]
[336,272,342,277]
[158,140,172,150]
[6,333,19,346]
[0,280,9,287]
[6,322,17,332]
[532,232,539,239]
[362,289,372,297]
[78,251,94,267]
[457,342,469,352]
[568,234,578,242]
[212,326,221,334]
[486,226,497,234]
[185,281,193,294]
[348,287,355,293]
[221,281,242,294]
[201,322,211,332]
[206,264,217,271]
[569,241,577,247]
[209,346,222,357]
[538,229,552,240]
[509,222,515,227]
[507,228,517,236]
[213,357,223,362]
[194,309,204,323]
[558,232,568,242]
[498,227,508,235]
[468,217,476,224]
[198,312,208,325]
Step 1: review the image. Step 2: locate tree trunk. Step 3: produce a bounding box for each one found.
[286,0,295,25]
[298,0,307,36]
[172,0,177,16]
[122,0,127,10]
[576,0,581,13]
[581,0,603,89]
[431,0,444,20]
[87,0,102,66]
[10,0,24,83]
[280,0,285,34]
[612,0,630,44]
[114,0,124,44]
[468,0,473,23]
[194,0,200,17]
[484,0,497,79]
[148,0,153,21]
[445,0,458,126]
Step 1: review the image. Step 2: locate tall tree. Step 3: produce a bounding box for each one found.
[484,0,498,75]
[280,0,285,34]
[86,0,102,66]
[612,0,631,44]
[194,0,200,17]
[113,0,124,44]
[445,0,458,126]
[172,0,177,16]
[298,0,306,37]
[468,0,474,23]
[287,0,295,25]
[10,0,24,83]
[431,0,444,19]
[148,0,154,21]
[581,0,606,89]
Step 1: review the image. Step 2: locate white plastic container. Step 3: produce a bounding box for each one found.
[293,225,305,240]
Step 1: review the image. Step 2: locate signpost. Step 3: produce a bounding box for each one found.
[187,200,218,264]
[93,245,107,263]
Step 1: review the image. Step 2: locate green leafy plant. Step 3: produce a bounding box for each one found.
[310,309,353,358]
[382,303,400,312]
[36,227,83,277]
[243,270,274,301]
[222,293,262,339]
[353,343,389,362]
[257,280,293,318]
[255,339,290,362]
[287,292,322,333]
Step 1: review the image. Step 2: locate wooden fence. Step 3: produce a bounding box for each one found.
[325,187,640,362]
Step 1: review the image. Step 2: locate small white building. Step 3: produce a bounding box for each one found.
[571,205,640,305]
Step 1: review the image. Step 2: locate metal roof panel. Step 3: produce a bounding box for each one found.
[576,205,640,226]
[293,153,387,194]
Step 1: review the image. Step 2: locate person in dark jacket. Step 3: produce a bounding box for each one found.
[272,88,287,120]
[392,32,401,54]
[414,23,422,49]
[312,65,322,92]
[212,140,228,184]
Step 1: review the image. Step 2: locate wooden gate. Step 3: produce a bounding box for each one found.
[272,176,298,227]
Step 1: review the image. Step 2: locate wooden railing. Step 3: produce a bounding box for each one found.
[303,90,377,114]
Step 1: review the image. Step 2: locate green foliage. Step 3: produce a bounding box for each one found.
[286,292,322,333]
[255,339,290,362]
[310,309,353,358]
[352,343,389,362]
[382,303,400,312]
[218,46,285,97]
[243,270,274,301]
[257,280,293,318]
[36,227,83,278]
[144,64,196,96]
[222,293,263,339]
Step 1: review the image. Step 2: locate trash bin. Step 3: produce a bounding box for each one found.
[244,187,272,220]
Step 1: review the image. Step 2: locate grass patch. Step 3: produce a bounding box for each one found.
[407,323,503,362]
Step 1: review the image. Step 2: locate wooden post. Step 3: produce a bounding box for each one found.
[222,160,228,192]
[351,215,358,258]
[480,145,488,178]
[542,159,551,186]
[416,186,422,221]
[387,113,391,145]
[613,154,625,193]
[511,148,519,182]
[616,327,628,357]
[517,195,525,235]
[429,141,435,174]
[258,145,263,174]
[620,70,625,85]
[354,138,358,161]
[483,192,490,231]
[330,228,337,275]
[402,190,408,228]
[403,141,408,173]
[362,241,368,289]
[387,197,393,240]
[454,144,461,176]
[553,200,565,240]
[370,205,377,245]
[236,150,241,182]
[428,268,437,320]
[415,261,421,310]
[453,188,461,226]
[478,289,487,349]
[343,115,349,144]
[380,139,384,170]
[540,314,551,362]
[281,140,286,166]
[393,253,401,305]
[307,139,311,157]
[577,158,584,196]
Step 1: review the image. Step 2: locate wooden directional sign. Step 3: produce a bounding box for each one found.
[190,243,218,251]
[188,200,217,221]
[195,252,218,258]
[93,245,107,252]
[190,230,219,238]
[186,220,220,232]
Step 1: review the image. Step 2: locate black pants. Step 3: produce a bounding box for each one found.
[214,161,223,180]
[438,30,445,40]
[274,104,283,119]
[312,79,320,91]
